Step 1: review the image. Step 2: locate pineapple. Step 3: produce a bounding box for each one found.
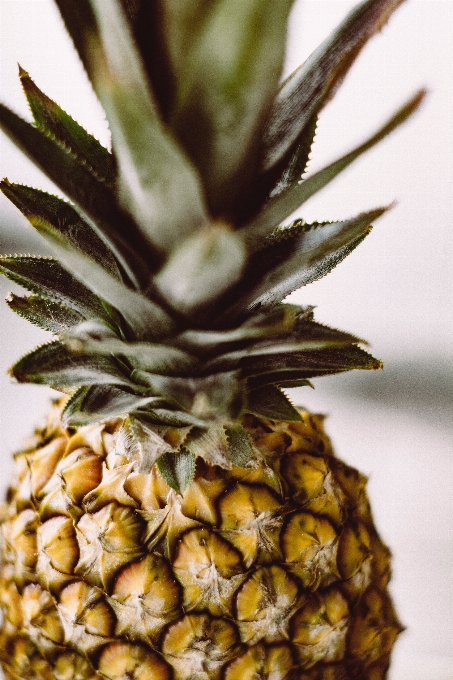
[0,1,424,679]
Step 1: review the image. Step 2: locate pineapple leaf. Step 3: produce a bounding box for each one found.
[228,208,385,320]
[136,409,206,428]
[19,67,115,185]
[262,0,407,171]
[88,0,208,253]
[246,385,302,421]
[184,425,232,469]
[11,341,137,389]
[6,293,85,335]
[155,225,246,316]
[173,0,294,211]
[130,370,243,422]
[28,220,175,340]
[62,385,171,428]
[63,328,198,376]
[0,182,121,280]
[268,114,319,198]
[53,0,98,81]
[248,371,315,390]
[0,256,114,325]
[224,424,255,467]
[126,416,176,474]
[157,449,197,493]
[55,0,175,121]
[204,321,366,372]
[160,0,215,86]
[0,103,151,286]
[245,91,425,248]
[174,305,301,354]
[242,345,383,380]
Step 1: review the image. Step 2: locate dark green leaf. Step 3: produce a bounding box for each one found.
[136,409,206,428]
[174,304,302,354]
[268,114,318,198]
[0,103,153,287]
[246,385,302,421]
[62,385,170,427]
[262,0,407,171]
[64,328,198,376]
[224,424,254,467]
[248,371,314,390]
[0,256,113,324]
[126,416,176,473]
[19,67,115,185]
[204,319,365,372]
[28,222,175,341]
[0,182,121,280]
[7,293,85,335]
[245,92,425,248]
[88,0,208,253]
[157,450,196,493]
[184,425,232,469]
[230,209,385,320]
[130,370,243,421]
[11,341,135,388]
[242,345,383,380]
[53,0,98,80]
[174,0,294,211]
[55,0,176,121]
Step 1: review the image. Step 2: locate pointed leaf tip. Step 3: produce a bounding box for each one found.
[245,91,425,247]
[262,0,411,171]
[157,450,196,493]
[18,67,115,185]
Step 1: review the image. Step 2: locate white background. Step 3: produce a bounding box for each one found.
[0,1,452,679]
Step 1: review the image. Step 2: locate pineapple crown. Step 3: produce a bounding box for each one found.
[0,0,423,488]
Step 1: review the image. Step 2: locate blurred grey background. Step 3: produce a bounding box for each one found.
[1,1,452,679]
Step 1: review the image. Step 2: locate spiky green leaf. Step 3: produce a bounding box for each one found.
[88,0,208,253]
[155,225,246,315]
[268,115,319,198]
[62,385,170,427]
[242,345,383,380]
[0,103,151,286]
[174,0,294,211]
[53,0,98,79]
[19,67,115,184]
[126,416,176,473]
[184,425,232,469]
[11,341,136,388]
[262,0,407,171]
[229,208,385,321]
[248,371,314,391]
[245,92,425,247]
[224,424,254,467]
[204,320,365,372]
[6,293,85,335]
[131,370,243,421]
[247,385,302,421]
[64,327,198,376]
[157,450,196,493]
[136,409,206,428]
[28,220,175,340]
[0,256,115,325]
[0,182,121,279]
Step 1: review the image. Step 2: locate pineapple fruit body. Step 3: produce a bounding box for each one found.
[0,403,401,680]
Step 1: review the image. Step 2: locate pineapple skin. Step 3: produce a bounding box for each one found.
[0,402,402,680]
